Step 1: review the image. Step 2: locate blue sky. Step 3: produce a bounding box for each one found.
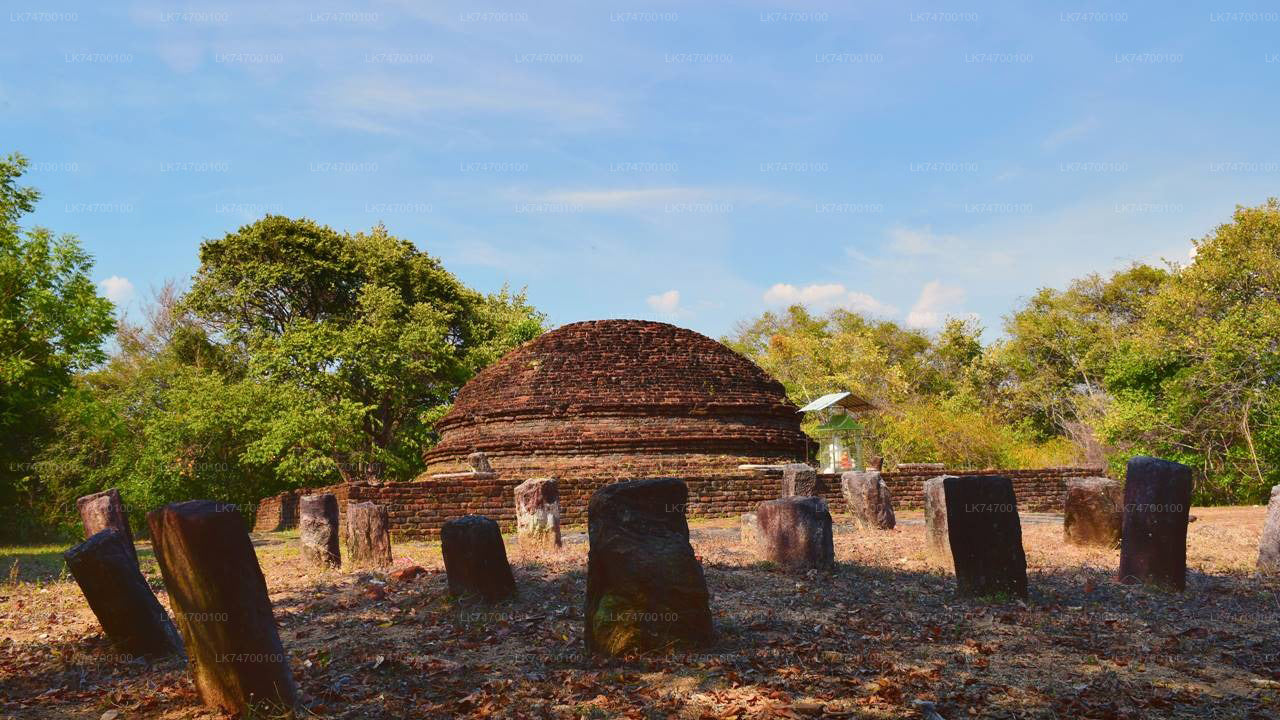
[6,1,1280,340]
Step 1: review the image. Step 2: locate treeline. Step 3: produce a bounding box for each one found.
[0,154,544,541]
[4,146,1278,541]
[726,199,1280,506]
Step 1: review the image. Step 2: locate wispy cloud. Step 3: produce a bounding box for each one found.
[312,75,622,136]
[1043,116,1099,151]
[534,187,707,210]
[887,225,961,256]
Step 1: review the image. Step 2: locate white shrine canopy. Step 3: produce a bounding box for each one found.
[797,391,876,414]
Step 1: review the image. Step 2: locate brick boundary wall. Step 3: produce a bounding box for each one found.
[253,466,1105,539]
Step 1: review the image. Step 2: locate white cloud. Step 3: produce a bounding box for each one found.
[646,289,682,314]
[762,283,896,316]
[98,276,135,307]
[905,280,966,328]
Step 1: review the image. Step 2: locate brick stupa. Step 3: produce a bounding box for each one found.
[421,320,807,481]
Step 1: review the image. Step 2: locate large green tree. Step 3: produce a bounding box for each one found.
[0,153,115,538]
[1103,201,1280,502]
[993,263,1168,461]
[33,217,545,537]
[183,216,545,481]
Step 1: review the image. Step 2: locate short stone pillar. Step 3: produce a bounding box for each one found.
[299,493,341,569]
[76,489,137,567]
[64,529,183,658]
[755,496,835,570]
[1257,485,1280,573]
[1118,456,1192,590]
[440,515,516,602]
[585,478,713,655]
[740,512,763,546]
[148,500,297,714]
[923,476,955,557]
[1063,477,1123,547]
[841,470,896,530]
[468,451,493,473]
[345,501,392,568]
[781,463,821,497]
[943,476,1028,599]
[514,477,562,547]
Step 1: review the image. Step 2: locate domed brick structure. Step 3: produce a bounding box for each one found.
[422,320,807,481]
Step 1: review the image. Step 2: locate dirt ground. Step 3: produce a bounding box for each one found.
[2,506,1278,719]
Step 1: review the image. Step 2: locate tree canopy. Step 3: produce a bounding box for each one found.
[22,213,545,540]
[727,200,1280,503]
[0,153,115,538]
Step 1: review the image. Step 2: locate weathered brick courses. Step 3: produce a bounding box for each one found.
[254,466,1105,538]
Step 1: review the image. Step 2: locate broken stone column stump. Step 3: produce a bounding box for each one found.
[841,470,896,530]
[585,478,714,656]
[740,512,763,546]
[1063,477,1123,547]
[755,496,836,570]
[467,451,493,473]
[77,488,138,567]
[299,493,341,569]
[1258,485,1280,573]
[1118,456,1192,591]
[781,463,821,497]
[148,500,297,714]
[923,476,955,557]
[514,477,562,548]
[345,501,392,568]
[943,476,1028,599]
[64,529,183,659]
[440,515,517,601]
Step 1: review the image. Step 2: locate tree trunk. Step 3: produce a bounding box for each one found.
[147,500,298,714]
[77,489,138,567]
[64,529,183,659]
[345,501,392,567]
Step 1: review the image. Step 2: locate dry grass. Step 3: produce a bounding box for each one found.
[2,507,1278,719]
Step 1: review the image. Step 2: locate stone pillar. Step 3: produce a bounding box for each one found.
[755,497,835,570]
[841,470,896,530]
[585,478,713,656]
[148,500,297,714]
[1118,456,1192,590]
[943,476,1028,599]
[345,501,392,568]
[64,529,183,659]
[440,515,516,602]
[923,476,955,557]
[467,451,493,473]
[299,493,340,569]
[781,463,821,497]
[514,477,562,548]
[76,489,137,567]
[740,512,763,547]
[1063,477,1123,547]
[1257,485,1280,573]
